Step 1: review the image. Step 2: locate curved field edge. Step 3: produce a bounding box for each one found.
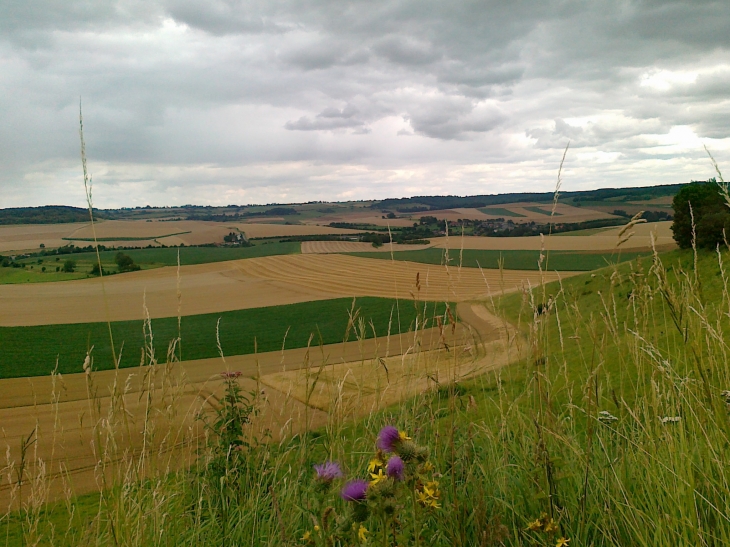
[0,297,452,379]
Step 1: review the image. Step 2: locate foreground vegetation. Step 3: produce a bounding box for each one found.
[0,297,446,378]
[4,243,730,546]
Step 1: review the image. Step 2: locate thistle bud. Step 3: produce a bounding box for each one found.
[415,445,430,462]
[397,440,417,461]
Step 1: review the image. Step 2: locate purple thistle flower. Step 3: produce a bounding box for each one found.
[341,479,368,502]
[313,461,343,482]
[377,425,401,452]
[386,456,405,481]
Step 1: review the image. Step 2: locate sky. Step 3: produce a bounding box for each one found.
[1,0,729,208]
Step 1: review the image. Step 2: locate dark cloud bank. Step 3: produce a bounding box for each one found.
[1,0,729,207]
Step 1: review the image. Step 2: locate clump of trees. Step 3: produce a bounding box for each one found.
[671,179,730,249]
[115,252,140,273]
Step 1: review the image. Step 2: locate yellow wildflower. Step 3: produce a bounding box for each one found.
[526,519,542,531]
[301,530,311,541]
[399,430,411,441]
[370,468,387,485]
[314,525,320,532]
[420,461,434,473]
[544,519,558,533]
[416,481,441,508]
[358,524,369,542]
[368,457,384,473]
[556,538,570,547]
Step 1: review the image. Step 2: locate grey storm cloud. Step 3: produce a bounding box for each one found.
[0,0,729,207]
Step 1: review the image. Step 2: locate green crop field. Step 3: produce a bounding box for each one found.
[0,267,88,284]
[56,240,301,267]
[0,297,450,379]
[523,205,562,216]
[346,248,649,270]
[1,241,302,285]
[477,207,526,217]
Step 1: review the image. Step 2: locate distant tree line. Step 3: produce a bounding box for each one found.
[0,206,106,225]
[186,207,298,222]
[374,184,686,211]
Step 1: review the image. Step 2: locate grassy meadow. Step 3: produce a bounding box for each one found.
[3,232,730,545]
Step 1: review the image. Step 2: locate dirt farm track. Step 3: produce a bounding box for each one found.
[0,254,570,326]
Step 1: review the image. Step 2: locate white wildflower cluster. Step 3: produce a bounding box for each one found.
[659,416,681,424]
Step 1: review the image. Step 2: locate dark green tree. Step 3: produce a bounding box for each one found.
[671,180,730,249]
[62,259,76,273]
[114,252,140,272]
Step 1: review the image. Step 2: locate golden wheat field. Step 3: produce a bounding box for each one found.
[301,241,431,253]
[0,223,87,253]
[0,303,508,506]
[0,219,363,253]
[482,202,620,222]
[422,204,617,223]
[428,221,675,251]
[302,202,618,226]
[0,254,569,326]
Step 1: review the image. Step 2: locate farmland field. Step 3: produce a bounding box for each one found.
[0,254,569,326]
[522,205,560,216]
[346,248,651,270]
[477,207,526,217]
[0,241,301,285]
[0,297,449,378]
[0,219,360,253]
[301,240,430,254]
[59,240,301,266]
[428,221,675,250]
